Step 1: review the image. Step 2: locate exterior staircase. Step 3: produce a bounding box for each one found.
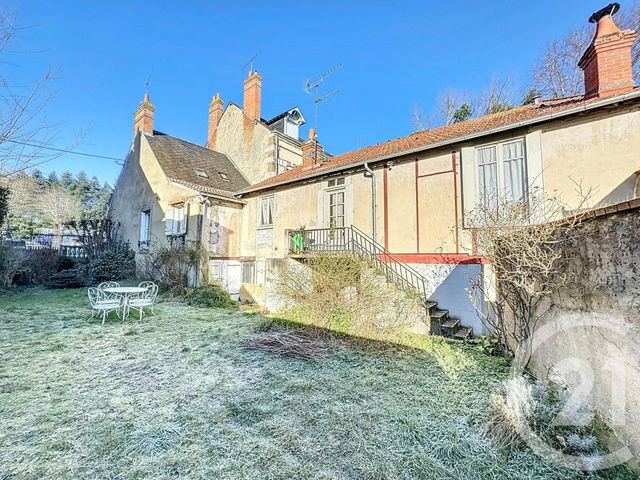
[287,225,472,340]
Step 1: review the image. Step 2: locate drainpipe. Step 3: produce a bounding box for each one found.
[363,162,377,243]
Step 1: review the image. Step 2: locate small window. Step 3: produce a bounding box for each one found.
[218,172,229,181]
[328,177,345,188]
[194,168,209,178]
[241,262,256,284]
[165,204,187,236]
[139,210,151,248]
[211,261,223,280]
[259,196,274,227]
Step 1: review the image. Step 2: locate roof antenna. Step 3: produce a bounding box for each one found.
[144,69,154,96]
[243,53,258,74]
[304,63,342,132]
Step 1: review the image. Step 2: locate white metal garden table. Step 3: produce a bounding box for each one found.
[104,286,147,319]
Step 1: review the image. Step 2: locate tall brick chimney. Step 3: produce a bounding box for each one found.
[207,93,224,149]
[243,70,262,124]
[578,3,637,99]
[133,92,155,138]
[302,128,325,167]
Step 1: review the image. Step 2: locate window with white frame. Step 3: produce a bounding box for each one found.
[241,261,255,284]
[328,190,345,228]
[259,196,274,227]
[165,203,187,236]
[139,209,151,248]
[476,139,528,210]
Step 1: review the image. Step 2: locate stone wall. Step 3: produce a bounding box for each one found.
[529,200,640,461]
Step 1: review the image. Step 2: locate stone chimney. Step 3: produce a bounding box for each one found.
[578,3,637,99]
[302,128,325,167]
[207,93,224,149]
[243,70,262,125]
[133,92,155,138]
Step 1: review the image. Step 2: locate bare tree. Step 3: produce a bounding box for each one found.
[38,186,81,246]
[410,104,433,133]
[531,3,640,98]
[476,76,517,115]
[0,7,59,178]
[466,187,593,358]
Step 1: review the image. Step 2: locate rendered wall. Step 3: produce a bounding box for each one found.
[529,205,640,460]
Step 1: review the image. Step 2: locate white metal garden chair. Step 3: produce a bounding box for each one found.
[127,283,159,320]
[88,287,122,325]
[98,281,121,301]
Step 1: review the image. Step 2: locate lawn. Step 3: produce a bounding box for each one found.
[0,288,632,479]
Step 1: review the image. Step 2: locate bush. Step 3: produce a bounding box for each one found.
[0,243,27,288]
[87,240,136,284]
[139,244,207,296]
[47,269,86,288]
[184,284,235,309]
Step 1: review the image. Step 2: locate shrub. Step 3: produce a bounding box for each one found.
[139,243,207,296]
[184,284,235,309]
[0,243,27,288]
[276,252,418,341]
[87,239,136,284]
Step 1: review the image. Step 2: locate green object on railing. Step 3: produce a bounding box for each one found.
[292,233,304,252]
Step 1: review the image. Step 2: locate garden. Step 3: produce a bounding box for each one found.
[0,287,636,479]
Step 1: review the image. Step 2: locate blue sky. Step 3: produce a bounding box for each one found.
[11,0,607,185]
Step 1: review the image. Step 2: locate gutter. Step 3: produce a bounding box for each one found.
[236,89,640,196]
[363,162,377,243]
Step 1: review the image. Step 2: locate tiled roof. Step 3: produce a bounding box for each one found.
[239,88,640,194]
[146,132,249,200]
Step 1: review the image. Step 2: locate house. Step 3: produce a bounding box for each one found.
[232,3,640,334]
[111,73,308,295]
[111,3,640,335]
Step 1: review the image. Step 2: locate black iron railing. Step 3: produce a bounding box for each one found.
[287,225,428,308]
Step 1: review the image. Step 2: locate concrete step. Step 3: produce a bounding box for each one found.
[423,300,437,312]
[452,326,473,341]
[440,318,460,337]
[430,309,448,320]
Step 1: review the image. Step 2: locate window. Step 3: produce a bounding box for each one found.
[211,261,223,281]
[328,177,345,188]
[502,140,527,204]
[328,191,345,228]
[259,196,274,227]
[476,139,528,210]
[478,146,498,211]
[165,204,187,236]
[139,210,151,248]
[194,167,209,178]
[241,262,255,284]
[218,172,229,181]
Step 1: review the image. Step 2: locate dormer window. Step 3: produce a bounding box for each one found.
[194,168,209,178]
[218,172,229,181]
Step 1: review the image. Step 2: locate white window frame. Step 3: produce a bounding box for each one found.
[241,261,256,284]
[139,209,151,249]
[475,138,528,210]
[165,203,187,237]
[327,189,345,228]
[258,196,274,228]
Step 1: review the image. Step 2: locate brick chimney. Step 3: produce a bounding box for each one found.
[207,93,224,149]
[243,70,262,125]
[133,92,155,138]
[302,128,325,167]
[578,3,637,99]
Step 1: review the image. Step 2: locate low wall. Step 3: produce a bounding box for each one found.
[529,201,640,461]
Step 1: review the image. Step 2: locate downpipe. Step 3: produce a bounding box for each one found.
[363,162,377,244]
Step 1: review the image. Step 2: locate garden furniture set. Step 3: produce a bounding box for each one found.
[87,281,158,324]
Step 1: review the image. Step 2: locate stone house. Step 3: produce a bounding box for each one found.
[111,3,640,336]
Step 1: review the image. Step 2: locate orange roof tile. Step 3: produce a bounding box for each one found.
[239,88,640,195]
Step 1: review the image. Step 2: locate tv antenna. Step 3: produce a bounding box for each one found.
[305,63,341,131]
[144,69,154,95]
[243,53,258,74]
